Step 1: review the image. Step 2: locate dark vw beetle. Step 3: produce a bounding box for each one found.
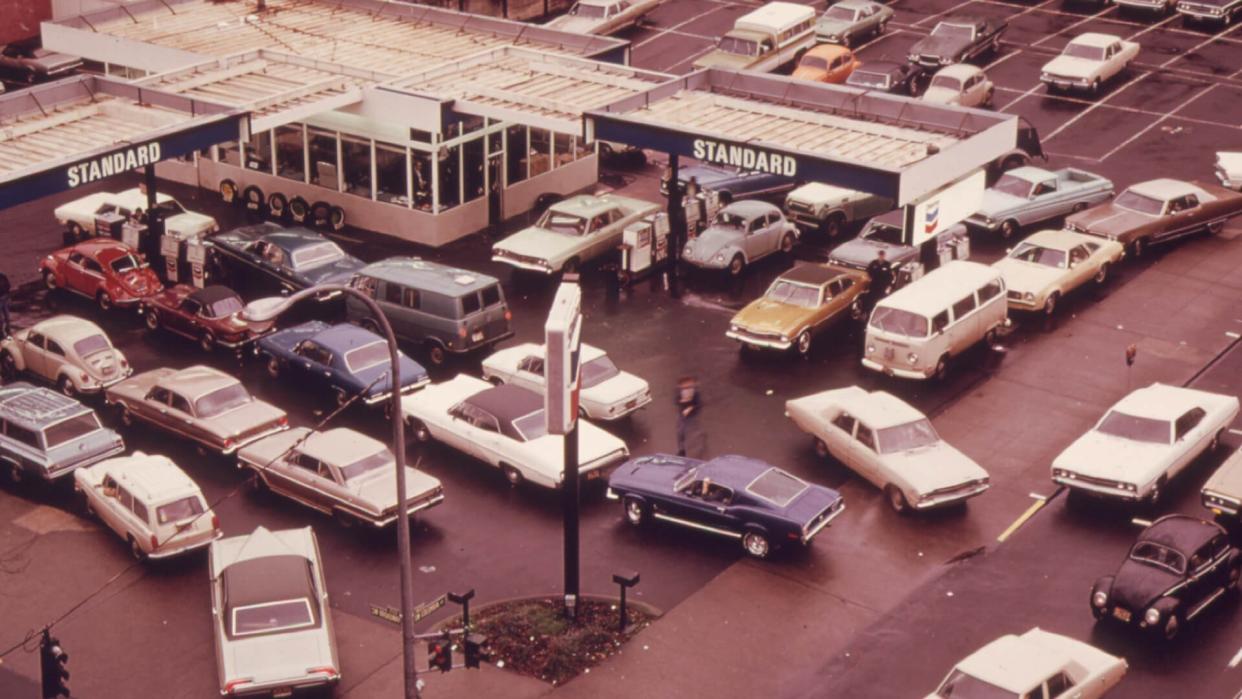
[607,454,845,559]
[1090,514,1241,640]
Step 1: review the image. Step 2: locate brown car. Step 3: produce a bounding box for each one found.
[141,285,271,352]
[105,365,288,455]
[726,263,869,356]
[1065,178,1242,256]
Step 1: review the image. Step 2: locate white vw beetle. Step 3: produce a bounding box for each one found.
[481,342,652,421]
[921,64,993,108]
[0,315,131,396]
[927,628,1127,699]
[785,386,990,513]
[1052,383,1239,504]
[75,451,221,560]
[402,375,630,488]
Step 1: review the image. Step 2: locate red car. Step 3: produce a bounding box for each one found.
[40,239,161,311]
[141,284,272,352]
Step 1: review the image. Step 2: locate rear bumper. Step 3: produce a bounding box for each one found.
[368,492,446,528]
[148,529,223,559]
[801,503,845,544]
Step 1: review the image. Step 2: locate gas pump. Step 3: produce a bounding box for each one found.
[160,235,180,283]
[617,213,670,286]
[684,190,721,235]
[187,241,207,289]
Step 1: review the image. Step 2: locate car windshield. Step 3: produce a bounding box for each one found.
[932,23,973,40]
[746,468,808,507]
[569,3,606,17]
[42,412,101,447]
[1064,43,1106,61]
[153,200,186,216]
[156,496,204,525]
[930,75,962,91]
[863,223,903,245]
[823,6,857,21]
[290,241,345,269]
[848,70,891,89]
[800,55,829,69]
[1009,243,1066,268]
[717,36,759,56]
[345,341,389,373]
[537,210,589,236]
[73,334,111,358]
[673,465,701,493]
[934,670,1016,698]
[340,448,392,481]
[992,174,1034,199]
[877,419,940,454]
[1096,411,1171,444]
[203,296,244,319]
[766,280,821,308]
[870,307,929,338]
[194,383,252,418]
[1113,190,1165,216]
[110,254,143,274]
[231,598,316,637]
[513,409,549,441]
[713,211,748,228]
[581,355,621,389]
[1129,541,1187,575]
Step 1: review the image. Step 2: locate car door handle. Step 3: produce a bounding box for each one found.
[322,371,331,378]
[303,361,312,368]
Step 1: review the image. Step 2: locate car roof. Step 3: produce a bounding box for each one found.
[955,632,1068,694]
[829,387,924,429]
[307,323,384,355]
[778,262,864,287]
[1112,383,1219,421]
[833,0,874,8]
[553,194,627,218]
[721,199,780,218]
[934,63,983,79]
[1140,514,1223,553]
[938,15,985,27]
[465,383,543,424]
[221,553,315,609]
[163,365,240,398]
[1070,32,1121,48]
[699,454,776,490]
[105,452,201,504]
[1127,178,1208,201]
[70,237,131,257]
[299,427,387,466]
[1022,229,1100,250]
[32,315,107,344]
[0,382,91,428]
[876,261,1000,316]
[358,257,499,296]
[737,1,816,28]
[189,285,240,306]
[807,44,852,59]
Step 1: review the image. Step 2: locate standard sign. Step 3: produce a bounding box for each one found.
[66,142,162,189]
[691,139,797,177]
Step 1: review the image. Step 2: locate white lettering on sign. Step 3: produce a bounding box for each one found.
[66,142,163,188]
[691,139,797,177]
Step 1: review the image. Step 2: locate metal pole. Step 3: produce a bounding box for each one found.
[563,417,580,620]
[618,584,627,633]
[666,153,682,297]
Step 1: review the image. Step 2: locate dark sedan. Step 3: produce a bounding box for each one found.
[1090,514,1241,640]
[607,454,845,559]
[907,16,1006,70]
[257,320,429,410]
[845,60,925,95]
[660,163,796,204]
[206,223,365,297]
[141,284,272,352]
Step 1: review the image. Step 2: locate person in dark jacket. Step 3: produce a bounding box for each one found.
[675,375,705,458]
[864,249,894,310]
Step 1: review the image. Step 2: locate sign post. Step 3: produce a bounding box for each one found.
[545,278,583,619]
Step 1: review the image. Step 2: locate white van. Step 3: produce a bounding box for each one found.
[693,2,817,73]
[861,261,1007,380]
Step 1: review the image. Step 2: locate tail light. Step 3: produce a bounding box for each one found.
[787,532,800,541]
[80,371,89,382]
[278,416,288,426]
[223,437,233,449]
[504,309,512,321]
[149,533,159,550]
[307,666,338,678]
[224,678,253,694]
[120,358,129,368]
[211,514,220,530]
[458,326,468,339]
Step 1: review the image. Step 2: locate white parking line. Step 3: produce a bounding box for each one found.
[1230,645,1242,669]
[1098,83,1217,161]
[991,82,1241,131]
[1040,71,1151,143]
[1160,17,1242,68]
[1032,4,1116,47]
[1123,11,1180,42]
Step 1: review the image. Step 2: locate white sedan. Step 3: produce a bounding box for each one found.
[1041,33,1139,95]
[543,0,661,35]
[401,375,630,489]
[1052,383,1239,504]
[926,628,1127,699]
[481,342,651,421]
[992,229,1124,316]
[785,386,990,513]
[0,314,131,396]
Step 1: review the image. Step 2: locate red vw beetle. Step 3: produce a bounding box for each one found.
[40,238,162,311]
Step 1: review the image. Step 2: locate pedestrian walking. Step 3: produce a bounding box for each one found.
[675,375,705,458]
[0,271,10,338]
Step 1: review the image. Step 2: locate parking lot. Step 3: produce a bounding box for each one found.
[1,1,1242,698]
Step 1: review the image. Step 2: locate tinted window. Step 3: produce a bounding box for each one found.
[1047,671,1073,698]
[832,414,856,435]
[83,258,103,274]
[119,487,134,511]
[461,293,481,316]
[481,285,502,308]
[1174,407,1205,440]
[856,425,876,451]
[978,280,1002,303]
[43,412,102,447]
[951,294,977,320]
[746,469,807,507]
[28,331,46,347]
[932,311,950,334]
[147,386,171,404]
[157,497,204,525]
[4,421,41,449]
[383,283,403,305]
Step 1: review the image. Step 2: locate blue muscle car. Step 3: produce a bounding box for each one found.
[607,454,845,558]
[206,223,365,297]
[256,321,429,409]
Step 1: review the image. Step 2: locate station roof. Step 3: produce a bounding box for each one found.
[587,69,1019,206]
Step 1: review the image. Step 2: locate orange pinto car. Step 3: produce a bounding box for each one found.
[792,44,859,84]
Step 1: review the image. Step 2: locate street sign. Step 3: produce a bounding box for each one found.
[370,604,402,625]
[412,594,448,623]
[544,281,583,436]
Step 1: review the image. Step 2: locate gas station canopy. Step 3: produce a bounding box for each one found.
[587,69,1020,206]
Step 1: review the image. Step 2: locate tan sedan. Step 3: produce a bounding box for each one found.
[992,229,1124,316]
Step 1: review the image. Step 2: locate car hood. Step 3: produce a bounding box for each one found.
[976,189,1029,218]
[694,51,754,70]
[584,371,649,406]
[992,258,1063,295]
[816,18,854,36]
[921,86,961,105]
[910,34,970,59]
[609,456,695,492]
[829,238,914,269]
[1067,205,1152,238]
[684,227,743,262]
[165,211,218,237]
[1054,432,1172,484]
[732,298,814,335]
[348,468,442,511]
[1219,152,1242,177]
[298,256,366,287]
[222,627,334,688]
[1110,559,1181,613]
[1043,55,1099,80]
[494,226,581,262]
[676,166,734,188]
[884,443,989,494]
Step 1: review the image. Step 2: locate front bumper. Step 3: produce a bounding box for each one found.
[861,357,931,380]
[1202,490,1240,518]
[726,328,793,351]
[785,210,824,230]
[1041,74,1093,90]
[1053,475,1143,501]
[492,254,554,274]
[914,482,990,510]
[222,672,339,697]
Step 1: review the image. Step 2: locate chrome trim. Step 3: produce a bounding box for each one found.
[726,329,792,350]
[652,512,741,539]
[1053,476,1142,500]
[801,502,845,544]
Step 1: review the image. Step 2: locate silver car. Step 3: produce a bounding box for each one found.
[682,200,799,276]
[816,0,893,47]
[210,526,339,697]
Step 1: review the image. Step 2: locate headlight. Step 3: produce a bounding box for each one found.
[1144,608,1160,626]
[866,344,876,354]
[713,253,725,263]
[1125,483,1137,492]
[827,34,839,41]
[1024,292,1034,301]
[730,324,740,332]
[906,352,918,365]
[907,53,918,61]
[780,334,789,342]
[1093,591,1108,608]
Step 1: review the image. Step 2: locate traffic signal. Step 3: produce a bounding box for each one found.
[427,638,452,673]
[463,634,487,669]
[40,630,69,698]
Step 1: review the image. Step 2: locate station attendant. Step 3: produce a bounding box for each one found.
[865,249,894,309]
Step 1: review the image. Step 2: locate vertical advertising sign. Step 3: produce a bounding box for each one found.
[544,283,583,435]
[906,169,986,247]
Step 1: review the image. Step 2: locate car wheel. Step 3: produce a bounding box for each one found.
[849,299,866,322]
[780,233,795,255]
[822,213,845,239]
[795,330,812,357]
[1162,611,1181,641]
[933,355,950,382]
[8,461,23,485]
[199,332,216,353]
[1208,219,1225,234]
[329,206,346,232]
[67,222,84,242]
[144,310,160,331]
[128,536,148,562]
[1043,292,1059,317]
[885,484,910,514]
[999,220,1019,240]
[728,255,745,277]
[1094,262,1109,286]
[97,291,113,312]
[623,496,647,526]
[266,357,281,379]
[813,438,830,459]
[0,352,16,381]
[425,342,447,367]
[43,270,57,291]
[407,418,432,444]
[742,531,771,559]
[1210,428,1225,451]
[267,192,289,222]
[58,376,77,398]
[840,33,851,48]
[502,464,524,488]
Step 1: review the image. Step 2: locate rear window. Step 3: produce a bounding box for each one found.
[73,334,111,357]
[194,384,252,418]
[231,599,316,638]
[4,420,41,449]
[461,293,482,316]
[746,468,807,507]
[157,496,204,525]
[481,285,502,308]
[43,412,102,448]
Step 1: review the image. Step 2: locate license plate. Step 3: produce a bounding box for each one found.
[585,470,602,480]
[472,331,484,342]
[884,347,895,360]
[625,399,638,409]
[273,689,293,699]
[1112,607,1131,623]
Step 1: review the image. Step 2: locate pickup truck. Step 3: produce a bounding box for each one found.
[783,182,892,238]
[827,210,970,291]
[966,167,1115,239]
[907,16,1006,70]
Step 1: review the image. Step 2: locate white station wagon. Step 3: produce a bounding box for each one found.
[786,386,989,513]
[75,451,221,561]
[53,187,219,241]
[927,628,1127,699]
[0,315,131,396]
[1052,383,1239,504]
[481,342,652,421]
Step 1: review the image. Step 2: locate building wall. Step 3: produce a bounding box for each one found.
[2,0,51,45]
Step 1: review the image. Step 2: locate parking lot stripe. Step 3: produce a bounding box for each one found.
[1122,11,1180,42]
[1040,71,1151,143]
[997,492,1055,544]
[1031,4,1117,47]
[1230,646,1242,669]
[1161,17,1242,67]
[1098,83,1217,162]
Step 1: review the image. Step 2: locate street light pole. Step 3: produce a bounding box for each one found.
[242,284,420,699]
